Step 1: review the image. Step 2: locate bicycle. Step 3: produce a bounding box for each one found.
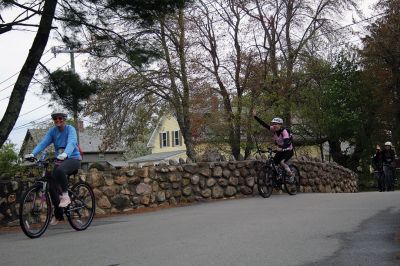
[19,155,95,238]
[254,143,300,198]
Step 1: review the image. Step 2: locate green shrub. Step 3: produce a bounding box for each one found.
[0,143,21,177]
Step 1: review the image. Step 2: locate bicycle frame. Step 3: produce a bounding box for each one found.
[253,135,298,197]
[252,135,283,178]
[20,154,95,238]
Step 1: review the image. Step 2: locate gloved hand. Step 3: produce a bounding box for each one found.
[57,152,68,161]
[24,153,35,161]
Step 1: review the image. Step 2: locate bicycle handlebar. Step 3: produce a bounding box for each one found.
[24,157,60,167]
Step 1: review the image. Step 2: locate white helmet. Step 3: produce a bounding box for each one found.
[271,117,283,124]
[384,141,392,146]
[51,110,67,119]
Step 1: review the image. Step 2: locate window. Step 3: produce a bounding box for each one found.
[173,130,181,146]
[160,132,169,148]
[98,153,105,160]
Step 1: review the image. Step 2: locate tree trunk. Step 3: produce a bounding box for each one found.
[0,0,58,147]
[73,110,80,143]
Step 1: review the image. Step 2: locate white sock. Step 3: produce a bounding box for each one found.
[62,192,69,197]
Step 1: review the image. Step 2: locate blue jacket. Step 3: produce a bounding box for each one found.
[32,125,81,160]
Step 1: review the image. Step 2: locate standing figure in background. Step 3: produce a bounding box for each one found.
[382,141,396,191]
[372,144,384,191]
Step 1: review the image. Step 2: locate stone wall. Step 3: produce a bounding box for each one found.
[0,158,358,225]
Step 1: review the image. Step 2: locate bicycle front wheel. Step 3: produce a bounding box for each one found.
[66,182,95,231]
[19,185,52,238]
[283,165,299,195]
[257,168,273,198]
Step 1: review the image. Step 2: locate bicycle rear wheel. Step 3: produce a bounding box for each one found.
[66,182,95,231]
[19,185,52,238]
[257,168,273,198]
[283,165,299,195]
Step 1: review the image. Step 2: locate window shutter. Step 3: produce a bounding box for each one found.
[159,133,162,148]
[167,131,170,147]
[179,131,182,146]
[172,131,175,147]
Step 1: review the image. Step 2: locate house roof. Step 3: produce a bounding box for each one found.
[79,130,125,153]
[128,150,186,163]
[147,115,168,148]
[21,128,125,154]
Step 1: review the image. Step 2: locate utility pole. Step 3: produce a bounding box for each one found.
[51,46,89,142]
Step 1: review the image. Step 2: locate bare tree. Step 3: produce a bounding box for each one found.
[238,0,359,124]
[190,0,257,159]
[84,5,198,160]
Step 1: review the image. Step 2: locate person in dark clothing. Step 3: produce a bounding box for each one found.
[372,144,384,191]
[382,141,396,191]
[252,109,294,181]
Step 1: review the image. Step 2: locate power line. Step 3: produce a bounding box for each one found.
[12,113,52,131]
[0,53,82,104]
[19,102,49,117]
[0,48,52,86]
[0,55,57,93]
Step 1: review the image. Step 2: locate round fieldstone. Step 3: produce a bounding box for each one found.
[98,196,111,209]
[240,186,253,195]
[223,170,231,178]
[245,176,255,187]
[218,178,229,187]
[160,182,172,189]
[93,188,103,199]
[191,174,200,185]
[212,186,224,198]
[136,183,152,195]
[128,177,141,185]
[200,168,211,177]
[111,195,130,210]
[157,191,166,202]
[229,177,239,186]
[136,167,149,178]
[182,186,192,196]
[183,164,198,174]
[201,189,212,198]
[182,178,191,186]
[102,186,120,198]
[141,195,150,205]
[207,178,217,187]
[213,166,223,177]
[87,169,104,187]
[114,175,127,185]
[224,186,237,197]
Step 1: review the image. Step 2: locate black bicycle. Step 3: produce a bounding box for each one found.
[19,156,95,238]
[255,146,300,198]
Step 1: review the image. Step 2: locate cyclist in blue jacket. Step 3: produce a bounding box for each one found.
[25,110,81,225]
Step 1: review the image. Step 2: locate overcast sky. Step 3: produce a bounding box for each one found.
[0,0,379,151]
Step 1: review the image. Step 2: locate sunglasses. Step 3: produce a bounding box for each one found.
[52,117,64,121]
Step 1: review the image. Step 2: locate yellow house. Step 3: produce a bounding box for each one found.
[129,114,187,166]
[129,114,328,166]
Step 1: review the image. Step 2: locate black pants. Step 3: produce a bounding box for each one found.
[374,170,384,191]
[274,150,294,165]
[49,159,81,220]
[383,164,395,191]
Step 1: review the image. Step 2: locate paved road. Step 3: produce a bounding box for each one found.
[1,192,400,266]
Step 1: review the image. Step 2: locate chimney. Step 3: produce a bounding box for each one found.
[211,95,219,112]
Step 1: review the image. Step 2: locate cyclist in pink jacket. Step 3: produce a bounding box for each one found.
[252,109,295,180]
